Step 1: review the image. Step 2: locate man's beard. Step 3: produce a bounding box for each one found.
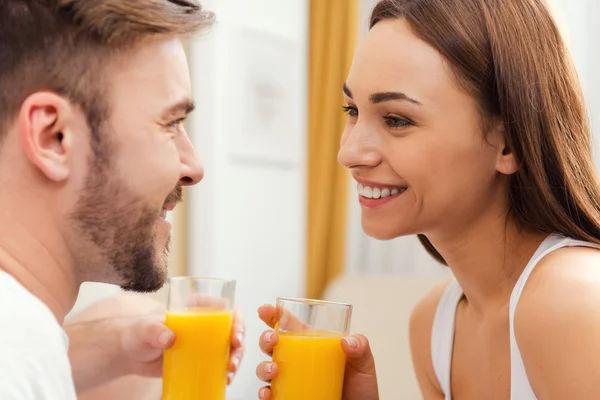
[68,142,177,292]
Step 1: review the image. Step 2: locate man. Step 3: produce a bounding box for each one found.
[0,0,244,398]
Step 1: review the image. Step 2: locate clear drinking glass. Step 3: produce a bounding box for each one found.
[271,297,353,400]
[161,277,236,400]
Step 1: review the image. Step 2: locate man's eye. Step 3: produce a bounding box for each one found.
[167,117,187,129]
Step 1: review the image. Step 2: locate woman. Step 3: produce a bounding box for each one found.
[256,0,600,398]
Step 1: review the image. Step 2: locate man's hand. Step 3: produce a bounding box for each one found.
[66,293,245,400]
[120,308,246,383]
[254,304,379,400]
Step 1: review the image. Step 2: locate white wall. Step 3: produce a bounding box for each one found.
[187,1,308,397]
[347,0,599,275]
[581,0,600,165]
[545,1,599,162]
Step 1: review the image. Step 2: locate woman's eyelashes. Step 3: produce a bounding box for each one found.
[383,114,413,129]
[342,105,358,117]
[342,105,414,130]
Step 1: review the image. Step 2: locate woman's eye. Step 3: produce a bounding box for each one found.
[384,115,412,129]
[342,105,358,118]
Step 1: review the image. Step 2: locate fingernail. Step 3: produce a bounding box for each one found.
[236,331,244,344]
[159,330,174,346]
[228,372,234,382]
[259,388,267,398]
[344,337,359,349]
[232,357,240,369]
[265,363,274,373]
[265,331,273,344]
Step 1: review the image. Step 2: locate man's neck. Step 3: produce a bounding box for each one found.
[0,221,79,323]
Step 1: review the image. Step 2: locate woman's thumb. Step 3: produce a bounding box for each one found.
[341,334,377,374]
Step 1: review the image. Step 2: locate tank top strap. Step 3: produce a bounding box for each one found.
[431,279,463,399]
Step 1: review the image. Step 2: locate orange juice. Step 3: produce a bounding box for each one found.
[162,309,233,400]
[271,331,346,400]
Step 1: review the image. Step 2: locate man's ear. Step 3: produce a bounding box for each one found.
[489,120,518,175]
[18,92,77,182]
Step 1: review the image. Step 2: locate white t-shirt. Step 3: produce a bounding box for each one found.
[0,270,77,399]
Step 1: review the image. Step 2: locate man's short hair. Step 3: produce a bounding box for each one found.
[0,0,213,142]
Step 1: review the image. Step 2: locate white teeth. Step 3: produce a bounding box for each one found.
[357,184,406,199]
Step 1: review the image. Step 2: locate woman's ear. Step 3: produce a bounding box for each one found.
[489,120,518,175]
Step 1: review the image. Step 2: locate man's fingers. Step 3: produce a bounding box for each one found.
[259,330,278,356]
[231,309,245,348]
[146,321,176,349]
[227,306,245,386]
[256,361,279,382]
[126,317,174,350]
[119,317,174,367]
[184,294,231,309]
[228,343,245,373]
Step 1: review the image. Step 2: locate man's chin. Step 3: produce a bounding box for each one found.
[120,263,168,293]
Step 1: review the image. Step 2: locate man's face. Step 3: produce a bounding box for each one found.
[69,38,203,291]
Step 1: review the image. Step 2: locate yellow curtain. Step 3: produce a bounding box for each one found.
[306,0,358,299]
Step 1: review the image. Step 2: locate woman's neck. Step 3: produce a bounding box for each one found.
[428,213,547,315]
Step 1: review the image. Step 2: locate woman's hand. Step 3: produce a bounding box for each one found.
[255,304,379,400]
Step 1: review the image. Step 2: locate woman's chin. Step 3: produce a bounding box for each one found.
[361,221,410,241]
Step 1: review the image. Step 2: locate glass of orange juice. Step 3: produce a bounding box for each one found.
[271,297,353,400]
[161,276,236,400]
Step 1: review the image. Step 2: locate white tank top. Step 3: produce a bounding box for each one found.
[430,234,600,399]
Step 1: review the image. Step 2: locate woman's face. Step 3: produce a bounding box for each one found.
[338,19,512,241]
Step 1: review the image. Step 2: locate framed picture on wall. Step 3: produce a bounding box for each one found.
[226,25,304,167]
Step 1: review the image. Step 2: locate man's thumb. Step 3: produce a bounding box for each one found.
[123,318,175,356]
[341,334,377,374]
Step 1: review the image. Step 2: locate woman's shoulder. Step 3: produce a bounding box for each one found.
[522,241,600,298]
[516,242,600,331]
[514,244,600,397]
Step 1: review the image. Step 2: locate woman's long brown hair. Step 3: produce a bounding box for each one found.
[370,0,600,264]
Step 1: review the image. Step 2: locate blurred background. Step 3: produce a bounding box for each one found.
[69,0,600,398]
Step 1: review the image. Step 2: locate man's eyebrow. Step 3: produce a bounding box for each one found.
[162,98,196,117]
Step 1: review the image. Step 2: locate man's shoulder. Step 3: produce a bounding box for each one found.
[0,270,66,355]
[0,271,76,399]
[0,271,62,336]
